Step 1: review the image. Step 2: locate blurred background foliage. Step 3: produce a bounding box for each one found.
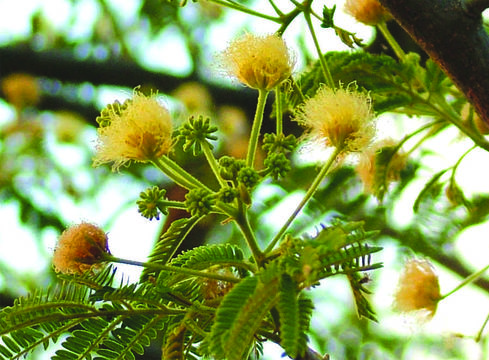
[1,0,489,359]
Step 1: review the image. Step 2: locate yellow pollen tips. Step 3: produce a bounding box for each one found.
[220,33,294,91]
[93,91,173,171]
[294,85,375,154]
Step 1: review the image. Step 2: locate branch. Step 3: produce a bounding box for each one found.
[0,45,258,120]
[378,0,489,124]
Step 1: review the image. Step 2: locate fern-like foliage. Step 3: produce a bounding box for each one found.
[141,215,203,280]
[162,323,187,360]
[155,244,248,304]
[206,271,281,360]
[277,274,302,358]
[347,273,378,321]
[289,51,452,115]
[0,264,181,360]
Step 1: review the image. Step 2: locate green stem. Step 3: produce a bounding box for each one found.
[107,255,240,283]
[450,145,476,182]
[153,156,210,191]
[476,311,489,342]
[376,21,406,61]
[159,200,187,210]
[393,119,446,156]
[201,141,228,188]
[303,9,335,89]
[246,89,269,168]
[396,81,489,152]
[207,0,280,22]
[235,202,264,265]
[439,262,489,300]
[265,146,341,253]
[275,86,283,135]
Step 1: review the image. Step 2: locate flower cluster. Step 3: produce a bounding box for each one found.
[93,91,173,171]
[355,138,407,197]
[178,115,218,155]
[137,186,168,220]
[53,223,109,275]
[220,33,294,91]
[294,85,375,154]
[344,0,391,26]
[393,258,441,318]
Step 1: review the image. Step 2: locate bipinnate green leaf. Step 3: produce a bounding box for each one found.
[347,273,377,321]
[290,51,447,115]
[277,274,302,358]
[141,215,203,280]
[208,266,281,360]
[413,168,449,213]
[373,145,398,202]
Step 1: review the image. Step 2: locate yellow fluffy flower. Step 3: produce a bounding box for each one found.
[393,258,441,318]
[220,33,294,91]
[93,91,173,171]
[53,223,109,275]
[294,86,375,153]
[344,0,391,26]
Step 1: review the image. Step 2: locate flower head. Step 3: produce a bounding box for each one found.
[393,258,441,318]
[1,73,40,110]
[93,91,173,171]
[344,0,391,26]
[219,33,294,91]
[53,223,109,275]
[294,85,375,153]
[356,138,407,197]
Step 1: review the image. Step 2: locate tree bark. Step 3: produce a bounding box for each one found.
[378,0,489,124]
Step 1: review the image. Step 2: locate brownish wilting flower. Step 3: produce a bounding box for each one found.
[53,223,110,275]
[356,138,407,195]
[344,0,391,26]
[393,258,441,318]
[1,73,40,110]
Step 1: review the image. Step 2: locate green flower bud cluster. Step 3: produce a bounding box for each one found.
[137,186,168,220]
[262,133,297,180]
[185,188,216,216]
[262,133,297,154]
[237,167,260,189]
[95,99,129,128]
[218,187,239,203]
[178,115,218,155]
[218,156,246,180]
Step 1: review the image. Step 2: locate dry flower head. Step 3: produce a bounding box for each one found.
[93,91,173,171]
[220,33,294,91]
[393,258,441,318]
[295,85,375,154]
[53,222,109,275]
[356,138,407,194]
[1,73,40,110]
[344,0,391,26]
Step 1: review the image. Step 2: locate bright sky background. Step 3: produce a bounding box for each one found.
[1,0,489,359]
